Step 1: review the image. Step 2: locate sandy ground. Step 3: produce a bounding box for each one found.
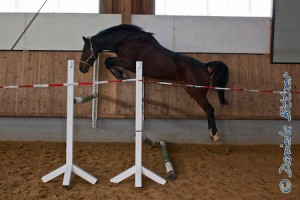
[0,141,299,200]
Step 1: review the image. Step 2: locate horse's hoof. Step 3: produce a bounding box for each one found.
[209,131,221,143]
[213,133,221,143]
[110,69,123,79]
[122,71,130,79]
[209,129,213,141]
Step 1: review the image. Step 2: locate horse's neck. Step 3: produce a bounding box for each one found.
[94,32,131,52]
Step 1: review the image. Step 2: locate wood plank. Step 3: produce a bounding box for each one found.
[132,0,153,14]
[112,0,122,14]
[290,63,300,118]
[100,0,113,14]
[122,0,132,24]
[98,52,118,117]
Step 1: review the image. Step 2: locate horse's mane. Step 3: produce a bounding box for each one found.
[93,24,171,54]
[95,24,153,37]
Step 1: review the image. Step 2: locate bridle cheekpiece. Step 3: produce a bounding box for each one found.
[80,37,97,67]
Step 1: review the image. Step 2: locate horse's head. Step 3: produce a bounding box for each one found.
[79,36,98,73]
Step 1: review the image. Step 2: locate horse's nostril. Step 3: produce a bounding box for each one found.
[81,67,89,73]
[79,65,88,73]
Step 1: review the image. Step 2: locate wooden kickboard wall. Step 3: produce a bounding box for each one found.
[0,51,299,119]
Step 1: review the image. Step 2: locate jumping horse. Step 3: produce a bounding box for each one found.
[79,24,229,142]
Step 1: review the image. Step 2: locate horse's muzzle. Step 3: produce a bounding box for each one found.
[79,62,90,73]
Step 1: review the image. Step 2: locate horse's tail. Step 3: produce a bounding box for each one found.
[206,61,229,105]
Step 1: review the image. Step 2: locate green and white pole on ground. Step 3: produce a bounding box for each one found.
[160,140,176,180]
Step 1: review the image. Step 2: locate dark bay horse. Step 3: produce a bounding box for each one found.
[79,24,229,142]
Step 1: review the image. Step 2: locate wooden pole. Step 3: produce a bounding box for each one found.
[122,0,131,24]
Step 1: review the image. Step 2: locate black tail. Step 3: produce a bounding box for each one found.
[206,61,229,105]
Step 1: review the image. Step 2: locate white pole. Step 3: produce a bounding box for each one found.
[135,61,143,132]
[135,61,143,187]
[142,73,145,128]
[42,60,97,187]
[110,61,166,187]
[62,59,75,186]
[92,58,99,128]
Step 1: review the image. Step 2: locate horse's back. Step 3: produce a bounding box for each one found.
[138,46,178,80]
[117,35,178,80]
[114,32,209,84]
[175,54,210,85]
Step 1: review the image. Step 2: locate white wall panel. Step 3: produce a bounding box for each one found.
[132,15,270,54]
[0,14,26,50]
[272,0,300,63]
[0,14,121,50]
[132,15,175,50]
[174,16,270,53]
[0,14,270,53]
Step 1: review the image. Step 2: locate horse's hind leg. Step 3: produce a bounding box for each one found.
[105,57,130,79]
[184,88,221,143]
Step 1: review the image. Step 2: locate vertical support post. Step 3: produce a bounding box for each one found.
[135,62,143,134]
[110,61,166,187]
[142,74,145,128]
[135,61,143,187]
[63,59,75,186]
[41,60,97,187]
[92,58,99,128]
[122,0,132,24]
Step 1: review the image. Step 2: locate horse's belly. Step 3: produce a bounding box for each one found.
[141,55,177,81]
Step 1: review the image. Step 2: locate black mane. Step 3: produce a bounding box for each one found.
[94,24,153,37]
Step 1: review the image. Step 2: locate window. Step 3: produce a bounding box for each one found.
[155,0,272,17]
[0,0,99,13]
[272,0,300,63]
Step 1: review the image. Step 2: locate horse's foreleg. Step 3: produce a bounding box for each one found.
[105,57,130,79]
[184,88,221,143]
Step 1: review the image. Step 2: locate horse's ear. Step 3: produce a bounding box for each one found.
[82,36,88,43]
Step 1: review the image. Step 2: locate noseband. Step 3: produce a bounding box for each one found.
[80,38,97,67]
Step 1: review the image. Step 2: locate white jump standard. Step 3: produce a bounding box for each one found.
[41,60,97,187]
[110,61,167,187]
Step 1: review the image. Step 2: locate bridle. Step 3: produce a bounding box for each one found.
[80,37,97,67]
